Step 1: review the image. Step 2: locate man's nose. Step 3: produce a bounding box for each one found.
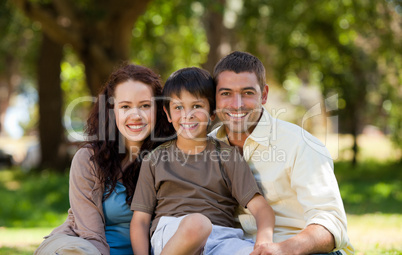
[230,94,244,109]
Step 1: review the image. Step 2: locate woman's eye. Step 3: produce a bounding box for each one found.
[193,105,202,109]
[175,106,183,110]
[121,105,130,109]
[141,104,151,109]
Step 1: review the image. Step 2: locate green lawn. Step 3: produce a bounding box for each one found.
[0,158,401,254]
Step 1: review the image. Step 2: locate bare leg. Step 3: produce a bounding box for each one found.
[161,213,212,255]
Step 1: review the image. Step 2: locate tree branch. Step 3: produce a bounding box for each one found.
[13,0,82,50]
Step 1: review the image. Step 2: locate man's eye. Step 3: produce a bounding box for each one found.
[221,92,230,96]
[245,91,255,95]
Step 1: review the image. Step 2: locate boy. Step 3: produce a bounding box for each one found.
[130,67,275,255]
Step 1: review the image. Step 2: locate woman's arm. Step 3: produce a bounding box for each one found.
[69,148,109,254]
[130,211,152,255]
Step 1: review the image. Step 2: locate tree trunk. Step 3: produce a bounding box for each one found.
[38,33,67,171]
[201,0,226,74]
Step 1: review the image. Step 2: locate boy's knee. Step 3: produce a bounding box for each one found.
[180,213,212,240]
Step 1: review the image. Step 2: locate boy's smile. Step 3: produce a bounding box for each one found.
[164,90,213,148]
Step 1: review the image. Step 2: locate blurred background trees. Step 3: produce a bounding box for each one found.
[0,0,401,171]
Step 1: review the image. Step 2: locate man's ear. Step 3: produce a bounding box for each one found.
[163,106,172,123]
[261,84,269,105]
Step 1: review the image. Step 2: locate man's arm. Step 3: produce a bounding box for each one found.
[281,224,335,254]
[251,223,334,255]
[130,211,152,255]
[246,194,275,247]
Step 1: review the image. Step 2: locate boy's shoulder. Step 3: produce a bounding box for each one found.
[209,137,234,154]
[152,140,175,153]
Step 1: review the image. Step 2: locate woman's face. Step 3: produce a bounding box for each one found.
[113,80,156,149]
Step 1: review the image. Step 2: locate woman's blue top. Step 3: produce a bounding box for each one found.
[103,181,133,255]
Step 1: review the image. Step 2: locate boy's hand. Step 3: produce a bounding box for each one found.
[250,242,282,255]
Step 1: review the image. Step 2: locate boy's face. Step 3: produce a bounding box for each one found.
[164,90,213,142]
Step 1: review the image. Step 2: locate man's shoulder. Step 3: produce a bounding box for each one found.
[275,118,325,146]
[208,125,222,140]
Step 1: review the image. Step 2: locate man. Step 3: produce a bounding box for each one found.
[210,51,354,255]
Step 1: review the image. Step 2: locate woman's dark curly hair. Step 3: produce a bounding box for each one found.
[85,64,174,205]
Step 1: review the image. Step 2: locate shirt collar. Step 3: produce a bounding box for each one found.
[215,107,272,147]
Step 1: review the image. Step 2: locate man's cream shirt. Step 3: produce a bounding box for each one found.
[210,108,354,254]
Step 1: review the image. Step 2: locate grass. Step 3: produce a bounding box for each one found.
[0,134,401,254]
[0,168,69,228]
[347,214,402,254]
[0,228,54,254]
[335,160,402,215]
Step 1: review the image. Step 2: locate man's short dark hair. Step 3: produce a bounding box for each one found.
[163,67,215,116]
[213,51,266,91]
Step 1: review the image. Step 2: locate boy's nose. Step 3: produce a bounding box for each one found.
[182,109,194,119]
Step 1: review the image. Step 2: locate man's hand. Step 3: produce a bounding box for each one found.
[250,224,336,255]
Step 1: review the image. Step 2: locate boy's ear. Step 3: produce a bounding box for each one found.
[163,106,172,123]
[210,113,216,122]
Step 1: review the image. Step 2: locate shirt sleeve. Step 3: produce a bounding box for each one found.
[223,146,262,208]
[290,136,350,251]
[131,153,157,214]
[69,148,109,255]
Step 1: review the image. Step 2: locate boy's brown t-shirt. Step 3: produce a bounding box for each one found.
[131,138,261,235]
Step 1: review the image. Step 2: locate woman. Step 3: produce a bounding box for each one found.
[35,64,174,255]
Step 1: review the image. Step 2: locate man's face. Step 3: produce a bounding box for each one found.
[215,71,268,135]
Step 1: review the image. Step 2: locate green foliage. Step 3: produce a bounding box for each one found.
[130,0,209,80]
[61,47,92,135]
[237,0,402,156]
[0,169,69,228]
[0,0,40,77]
[335,160,402,214]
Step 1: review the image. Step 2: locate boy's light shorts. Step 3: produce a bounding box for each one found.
[34,234,101,255]
[151,215,255,255]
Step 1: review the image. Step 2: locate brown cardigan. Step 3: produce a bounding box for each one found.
[46,147,109,255]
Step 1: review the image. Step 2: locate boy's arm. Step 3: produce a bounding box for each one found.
[130,211,152,255]
[246,194,275,247]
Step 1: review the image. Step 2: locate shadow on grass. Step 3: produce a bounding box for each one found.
[335,160,402,215]
[0,168,69,228]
